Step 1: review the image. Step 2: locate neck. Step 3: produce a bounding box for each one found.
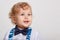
[16,25,28,29]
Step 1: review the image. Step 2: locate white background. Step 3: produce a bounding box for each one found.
[0,0,60,40]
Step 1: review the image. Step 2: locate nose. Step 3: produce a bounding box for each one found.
[24,14,28,19]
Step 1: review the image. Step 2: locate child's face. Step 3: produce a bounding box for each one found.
[15,8,32,28]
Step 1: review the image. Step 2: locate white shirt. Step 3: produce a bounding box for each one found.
[4,28,41,40]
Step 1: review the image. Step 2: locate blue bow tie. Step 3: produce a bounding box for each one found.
[14,25,31,35]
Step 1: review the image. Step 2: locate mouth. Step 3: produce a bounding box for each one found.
[24,21,29,24]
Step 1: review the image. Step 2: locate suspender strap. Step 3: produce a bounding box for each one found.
[26,28,32,40]
[8,28,15,40]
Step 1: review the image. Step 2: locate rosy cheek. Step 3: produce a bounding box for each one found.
[19,16,24,18]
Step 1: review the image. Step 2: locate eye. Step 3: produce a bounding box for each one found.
[21,13,24,16]
[28,14,32,16]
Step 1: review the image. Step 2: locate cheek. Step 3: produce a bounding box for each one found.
[16,16,24,22]
[29,17,32,20]
[29,17,32,23]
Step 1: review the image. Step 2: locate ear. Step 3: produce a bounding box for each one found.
[11,16,16,24]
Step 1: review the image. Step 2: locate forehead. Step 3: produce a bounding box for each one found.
[20,8,31,12]
[19,7,32,13]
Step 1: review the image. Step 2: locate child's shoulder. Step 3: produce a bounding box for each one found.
[4,27,14,40]
[32,28,39,33]
[31,28,41,40]
[31,28,40,36]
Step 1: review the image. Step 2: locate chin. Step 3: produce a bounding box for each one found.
[24,25,29,28]
[22,23,31,28]
[23,24,30,28]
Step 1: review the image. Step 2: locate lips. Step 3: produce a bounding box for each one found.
[24,21,29,23]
